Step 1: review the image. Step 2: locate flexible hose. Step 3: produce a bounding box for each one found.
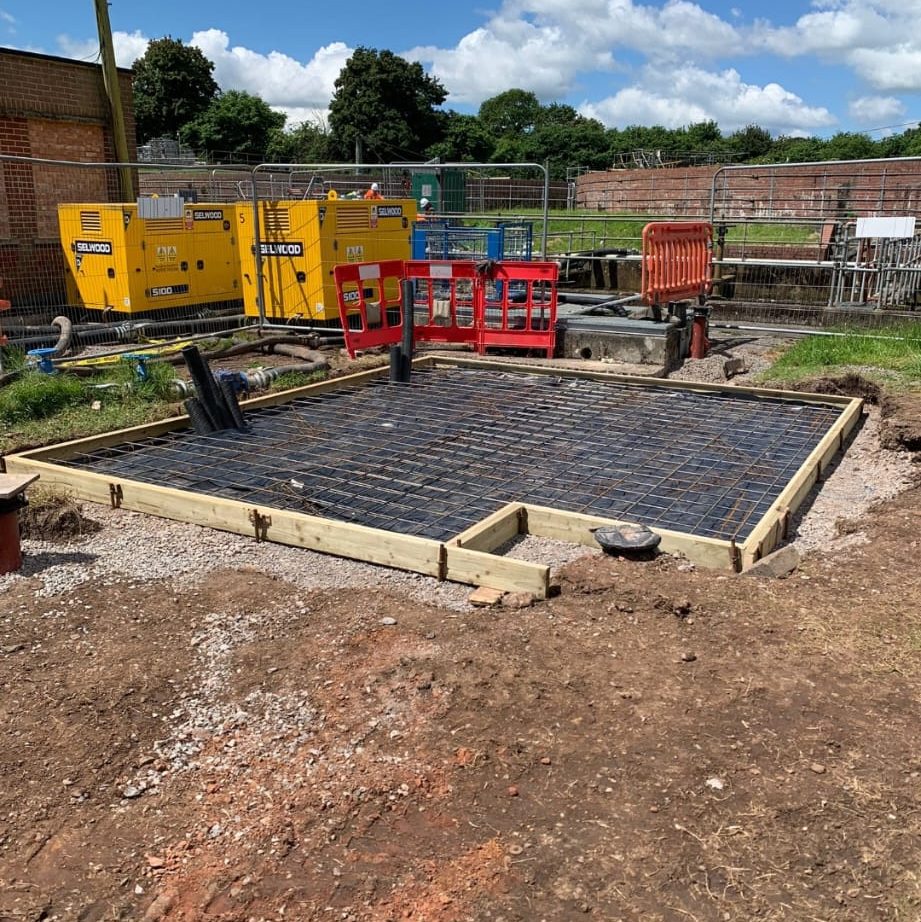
[50,316,73,357]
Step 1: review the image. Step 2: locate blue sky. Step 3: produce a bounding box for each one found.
[1,0,919,138]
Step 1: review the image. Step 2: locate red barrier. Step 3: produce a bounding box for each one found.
[477,262,558,358]
[403,260,479,348]
[641,222,712,305]
[336,260,559,358]
[334,260,406,358]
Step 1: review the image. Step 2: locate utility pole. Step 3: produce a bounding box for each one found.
[94,0,135,199]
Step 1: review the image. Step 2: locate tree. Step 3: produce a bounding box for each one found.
[823,131,878,161]
[182,91,286,163]
[132,37,219,142]
[266,116,336,163]
[728,124,773,160]
[478,90,542,138]
[328,48,447,161]
[426,112,494,163]
[766,135,828,163]
[681,120,724,154]
[531,105,609,177]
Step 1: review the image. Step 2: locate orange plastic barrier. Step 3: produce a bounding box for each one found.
[334,259,406,358]
[641,222,712,305]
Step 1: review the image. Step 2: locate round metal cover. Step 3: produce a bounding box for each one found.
[592,524,662,554]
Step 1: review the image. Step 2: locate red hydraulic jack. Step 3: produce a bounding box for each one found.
[0,474,38,575]
[689,304,711,359]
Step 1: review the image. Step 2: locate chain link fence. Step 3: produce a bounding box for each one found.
[3,154,921,341]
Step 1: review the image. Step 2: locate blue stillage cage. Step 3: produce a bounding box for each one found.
[412,222,533,262]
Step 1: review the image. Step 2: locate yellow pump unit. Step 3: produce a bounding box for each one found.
[236,197,416,322]
[58,201,242,315]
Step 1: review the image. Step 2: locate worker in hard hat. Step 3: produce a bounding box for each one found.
[417,197,434,221]
[364,182,383,200]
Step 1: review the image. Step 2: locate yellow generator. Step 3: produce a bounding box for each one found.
[236,197,416,322]
[58,201,242,315]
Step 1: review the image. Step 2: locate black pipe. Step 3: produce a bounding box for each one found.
[400,278,414,383]
[181,346,233,430]
[389,345,403,383]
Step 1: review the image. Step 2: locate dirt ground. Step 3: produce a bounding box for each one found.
[1,383,921,921]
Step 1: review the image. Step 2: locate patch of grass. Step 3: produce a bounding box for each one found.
[0,398,176,454]
[760,323,921,386]
[0,372,86,424]
[0,360,182,454]
[467,209,818,254]
[100,357,178,402]
[0,346,28,373]
[266,369,328,392]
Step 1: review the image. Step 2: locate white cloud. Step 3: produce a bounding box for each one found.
[56,30,149,66]
[848,95,906,125]
[407,0,741,106]
[751,1,921,91]
[581,65,836,135]
[190,29,350,110]
[848,46,921,91]
[1,9,15,29]
[272,107,331,130]
[751,7,891,57]
[55,28,348,117]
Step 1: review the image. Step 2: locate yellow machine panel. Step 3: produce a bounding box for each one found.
[236,198,416,322]
[58,202,242,315]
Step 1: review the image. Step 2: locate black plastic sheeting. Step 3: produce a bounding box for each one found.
[60,367,847,543]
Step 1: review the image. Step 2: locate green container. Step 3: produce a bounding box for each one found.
[412,169,466,214]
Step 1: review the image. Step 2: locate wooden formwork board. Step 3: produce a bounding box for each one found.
[4,455,551,597]
[3,355,862,591]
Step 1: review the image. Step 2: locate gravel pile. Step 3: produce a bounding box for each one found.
[667,336,782,384]
[498,534,598,575]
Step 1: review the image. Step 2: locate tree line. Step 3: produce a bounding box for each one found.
[133,38,921,178]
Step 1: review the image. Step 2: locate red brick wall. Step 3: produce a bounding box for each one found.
[0,48,136,307]
[577,161,921,220]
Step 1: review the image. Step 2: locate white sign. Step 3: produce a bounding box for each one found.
[855,216,916,239]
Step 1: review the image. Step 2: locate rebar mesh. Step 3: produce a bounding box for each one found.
[59,367,846,544]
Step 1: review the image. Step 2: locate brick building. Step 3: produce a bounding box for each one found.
[0,47,135,307]
[576,161,921,220]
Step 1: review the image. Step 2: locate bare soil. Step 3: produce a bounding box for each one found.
[19,489,101,542]
[1,391,920,922]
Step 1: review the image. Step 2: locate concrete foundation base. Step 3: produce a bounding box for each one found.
[557,317,690,372]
